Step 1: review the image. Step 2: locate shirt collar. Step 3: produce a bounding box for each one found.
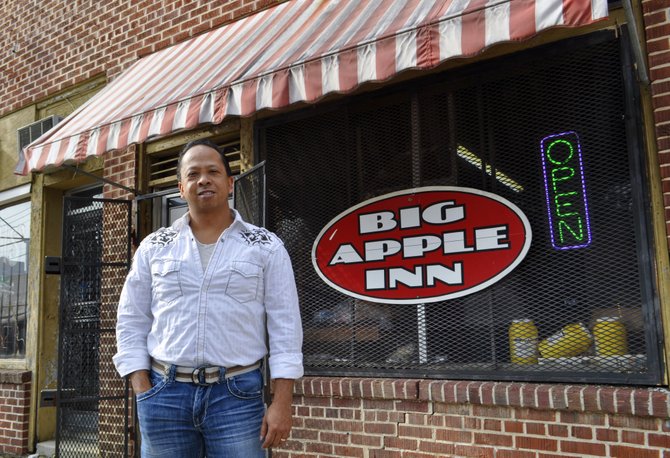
[172,208,248,236]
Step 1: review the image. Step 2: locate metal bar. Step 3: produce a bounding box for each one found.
[622,0,650,85]
[134,187,178,202]
[619,24,664,380]
[62,164,139,196]
[411,90,428,365]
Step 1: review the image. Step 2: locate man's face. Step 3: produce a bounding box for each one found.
[178,145,234,215]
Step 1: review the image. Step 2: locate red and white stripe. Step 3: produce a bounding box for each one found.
[17,0,608,175]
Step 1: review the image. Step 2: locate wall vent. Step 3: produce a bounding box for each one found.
[17,115,63,154]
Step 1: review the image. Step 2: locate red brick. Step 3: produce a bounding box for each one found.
[643,10,669,27]
[648,23,670,40]
[516,437,558,452]
[436,429,472,443]
[596,427,619,442]
[455,381,470,403]
[398,425,433,439]
[396,400,430,413]
[610,445,667,458]
[305,441,333,454]
[582,385,600,412]
[418,441,455,455]
[453,445,495,458]
[350,433,382,447]
[319,431,349,444]
[472,405,512,419]
[650,390,670,417]
[536,385,551,409]
[571,425,593,440]
[444,415,464,428]
[493,383,508,405]
[364,422,396,435]
[550,385,567,410]
[622,430,645,445]
[560,440,607,456]
[303,417,333,430]
[370,450,402,458]
[516,408,556,422]
[504,420,524,433]
[384,437,418,450]
[560,411,606,426]
[649,432,670,448]
[405,413,428,426]
[464,417,481,429]
[610,414,660,431]
[547,424,568,437]
[332,446,366,458]
[292,428,318,441]
[483,419,502,431]
[480,382,495,404]
[497,451,535,458]
[474,432,513,447]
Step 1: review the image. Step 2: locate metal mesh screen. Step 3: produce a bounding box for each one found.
[234,161,266,227]
[259,31,662,384]
[58,197,132,457]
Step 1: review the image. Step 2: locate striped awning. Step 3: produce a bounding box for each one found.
[17,0,608,175]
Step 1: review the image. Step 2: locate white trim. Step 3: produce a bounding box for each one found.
[0,184,31,205]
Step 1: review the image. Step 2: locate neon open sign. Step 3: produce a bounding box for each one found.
[540,131,592,250]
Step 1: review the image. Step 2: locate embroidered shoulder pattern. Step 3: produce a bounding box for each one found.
[146,227,179,247]
[240,228,274,246]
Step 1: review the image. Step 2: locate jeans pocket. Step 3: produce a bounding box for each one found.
[136,371,168,402]
[226,369,263,400]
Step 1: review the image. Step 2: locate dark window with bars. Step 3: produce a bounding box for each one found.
[258,30,662,384]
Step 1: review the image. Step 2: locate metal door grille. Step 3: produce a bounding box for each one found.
[57,196,133,457]
[258,30,663,384]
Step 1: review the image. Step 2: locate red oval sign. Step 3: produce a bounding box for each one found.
[312,187,532,304]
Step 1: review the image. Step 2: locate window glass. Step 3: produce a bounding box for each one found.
[0,200,30,357]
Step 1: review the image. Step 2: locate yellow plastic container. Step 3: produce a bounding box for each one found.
[593,317,628,356]
[538,322,593,358]
[509,319,538,364]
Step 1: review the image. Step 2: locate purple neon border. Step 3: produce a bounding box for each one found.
[540,131,592,250]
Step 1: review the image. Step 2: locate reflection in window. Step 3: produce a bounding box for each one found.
[0,201,30,358]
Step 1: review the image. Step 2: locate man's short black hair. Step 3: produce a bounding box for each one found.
[177,139,233,180]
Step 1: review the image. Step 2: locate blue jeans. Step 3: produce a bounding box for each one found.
[136,365,266,458]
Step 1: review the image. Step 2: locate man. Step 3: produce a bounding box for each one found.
[113,139,303,457]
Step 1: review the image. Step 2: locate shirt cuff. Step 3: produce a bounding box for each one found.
[268,353,304,380]
[112,352,151,378]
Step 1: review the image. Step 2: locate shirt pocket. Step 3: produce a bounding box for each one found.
[225,261,262,303]
[151,259,183,304]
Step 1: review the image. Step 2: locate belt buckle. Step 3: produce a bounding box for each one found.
[191,366,215,386]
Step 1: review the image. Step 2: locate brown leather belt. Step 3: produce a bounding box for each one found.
[151,359,261,385]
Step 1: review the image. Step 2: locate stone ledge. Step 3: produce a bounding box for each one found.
[0,370,31,384]
[296,377,670,419]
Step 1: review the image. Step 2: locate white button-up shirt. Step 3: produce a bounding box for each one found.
[113,210,303,380]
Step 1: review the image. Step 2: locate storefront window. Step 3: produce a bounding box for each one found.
[258,30,662,384]
[0,200,30,358]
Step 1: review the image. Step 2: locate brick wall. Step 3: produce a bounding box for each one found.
[0,371,31,457]
[278,378,670,458]
[0,0,285,118]
[642,2,670,248]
